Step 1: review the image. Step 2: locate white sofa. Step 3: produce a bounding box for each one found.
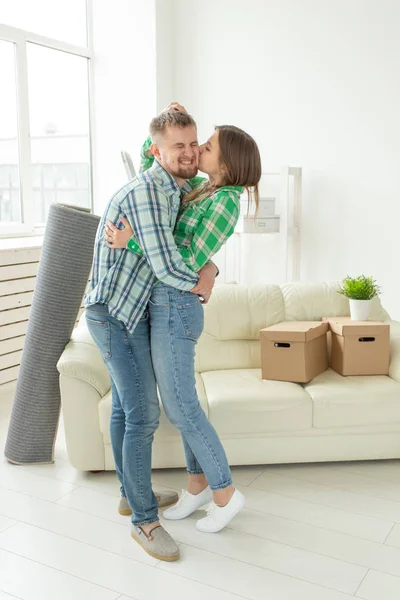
[57,282,400,471]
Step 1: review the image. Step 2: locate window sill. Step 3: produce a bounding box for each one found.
[0,225,45,240]
[0,235,44,252]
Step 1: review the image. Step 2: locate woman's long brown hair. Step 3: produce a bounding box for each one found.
[184,125,262,215]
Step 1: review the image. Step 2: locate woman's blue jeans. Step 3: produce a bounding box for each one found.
[149,285,232,491]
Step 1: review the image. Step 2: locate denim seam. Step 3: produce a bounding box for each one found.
[121,326,158,526]
[86,316,112,359]
[176,304,202,342]
[186,468,205,475]
[210,479,233,491]
[109,378,126,497]
[134,516,160,527]
[133,328,147,522]
[182,432,202,474]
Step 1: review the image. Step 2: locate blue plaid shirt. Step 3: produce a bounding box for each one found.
[85,161,199,332]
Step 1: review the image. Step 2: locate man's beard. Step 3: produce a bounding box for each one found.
[169,163,198,180]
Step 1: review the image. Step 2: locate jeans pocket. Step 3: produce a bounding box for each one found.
[176,298,204,342]
[149,292,170,307]
[86,315,112,360]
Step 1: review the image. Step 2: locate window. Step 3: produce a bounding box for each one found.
[0,40,21,223]
[28,44,91,224]
[0,0,92,236]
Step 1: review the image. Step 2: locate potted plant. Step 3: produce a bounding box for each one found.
[338,275,381,321]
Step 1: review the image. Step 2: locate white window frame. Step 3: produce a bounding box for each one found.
[0,0,94,238]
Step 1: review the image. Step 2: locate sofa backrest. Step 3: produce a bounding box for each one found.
[195,281,390,373]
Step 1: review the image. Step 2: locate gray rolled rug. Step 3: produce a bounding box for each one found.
[5,203,100,464]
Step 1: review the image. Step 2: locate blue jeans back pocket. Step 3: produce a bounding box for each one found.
[86,315,112,360]
[176,299,204,342]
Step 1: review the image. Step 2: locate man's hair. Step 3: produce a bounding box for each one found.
[149,110,197,138]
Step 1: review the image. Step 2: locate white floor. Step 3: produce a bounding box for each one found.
[2,387,400,599]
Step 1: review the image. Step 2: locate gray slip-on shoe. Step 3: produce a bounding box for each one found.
[118,490,178,515]
[118,496,132,516]
[131,524,180,561]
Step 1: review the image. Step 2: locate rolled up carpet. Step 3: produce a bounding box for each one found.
[5,203,100,464]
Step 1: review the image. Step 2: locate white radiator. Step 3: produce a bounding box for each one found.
[0,237,85,385]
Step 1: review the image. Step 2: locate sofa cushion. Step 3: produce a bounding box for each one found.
[201,369,312,436]
[204,284,284,341]
[281,281,389,322]
[99,373,209,443]
[305,368,400,428]
[195,284,284,372]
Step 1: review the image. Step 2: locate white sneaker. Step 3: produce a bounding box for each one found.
[196,489,245,533]
[163,486,213,520]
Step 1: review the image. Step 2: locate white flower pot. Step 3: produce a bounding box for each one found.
[349,299,371,321]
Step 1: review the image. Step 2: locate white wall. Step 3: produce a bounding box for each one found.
[155,0,176,111]
[91,0,157,212]
[170,0,400,317]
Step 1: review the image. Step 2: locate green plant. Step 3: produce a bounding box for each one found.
[338,275,381,300]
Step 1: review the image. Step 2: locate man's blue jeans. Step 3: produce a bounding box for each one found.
[149,285,232,491]
[85,304,160,526]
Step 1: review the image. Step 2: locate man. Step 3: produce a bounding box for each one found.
[85,108,217,562]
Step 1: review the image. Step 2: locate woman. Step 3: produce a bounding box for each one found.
[106,103,261,532]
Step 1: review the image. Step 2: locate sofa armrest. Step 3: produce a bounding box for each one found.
[389,320,400,383]
[59,374,107,471]
[57,322,110,471]
[57,324,110,397]
[389,319,400,337]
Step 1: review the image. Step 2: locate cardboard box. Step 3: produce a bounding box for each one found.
[260,321,329,383]
[322,317,390,376]
[243,215,280,233]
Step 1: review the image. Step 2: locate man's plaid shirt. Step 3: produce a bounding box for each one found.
[85,161,198,333]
